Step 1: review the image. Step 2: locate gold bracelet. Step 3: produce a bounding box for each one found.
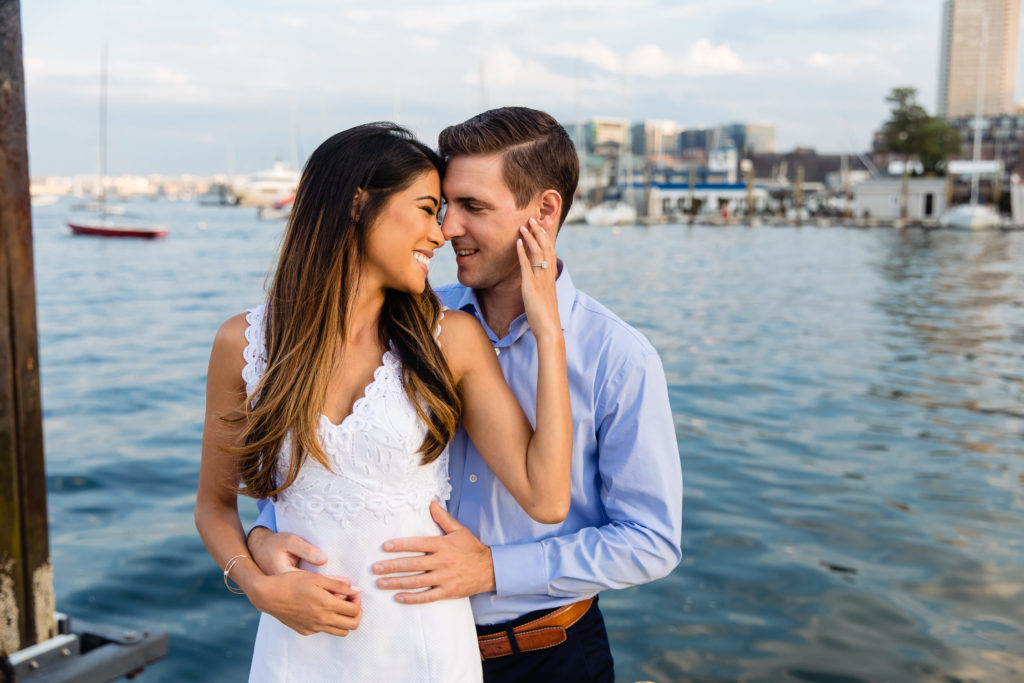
[223,554,248,595]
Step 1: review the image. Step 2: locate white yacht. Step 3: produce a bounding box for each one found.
[564,200,587,224]
[585,201,637,226]
[939,204,1001,230]
[230,162,300,207]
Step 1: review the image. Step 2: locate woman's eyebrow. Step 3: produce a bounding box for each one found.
[416,195,439,207]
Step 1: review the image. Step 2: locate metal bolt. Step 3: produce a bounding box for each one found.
[60,647,72,656]
[123,630,138,641]
[29,660,40,670]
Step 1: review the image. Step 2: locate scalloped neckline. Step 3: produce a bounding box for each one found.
[319,349,394,430]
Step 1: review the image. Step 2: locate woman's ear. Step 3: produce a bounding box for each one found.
[351,188,365,223]
[536,189,563,232]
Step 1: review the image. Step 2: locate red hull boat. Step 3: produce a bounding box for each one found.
[67,219,169,239]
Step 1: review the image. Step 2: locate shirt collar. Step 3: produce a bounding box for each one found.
[553,260,576,331]
[453,259,577,335]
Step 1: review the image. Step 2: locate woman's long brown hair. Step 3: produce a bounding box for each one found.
[233,123,461,499]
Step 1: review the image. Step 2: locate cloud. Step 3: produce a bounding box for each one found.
[543,39,747,78]
[345,3,520,35]
[628,40,745,77]
[465,46,575,92]
[805,49,899,80]
[545,40,624,72]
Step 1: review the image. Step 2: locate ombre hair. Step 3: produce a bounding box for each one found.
[234,123,461,499]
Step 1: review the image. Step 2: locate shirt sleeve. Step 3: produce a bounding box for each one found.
[252,498,278,533]
[491,350,683,598]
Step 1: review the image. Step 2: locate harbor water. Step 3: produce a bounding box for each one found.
[31,199,1024,682]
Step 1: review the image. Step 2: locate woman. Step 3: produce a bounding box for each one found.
[194,123,572,682]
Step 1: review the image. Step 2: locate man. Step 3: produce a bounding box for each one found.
[248,107,682,681]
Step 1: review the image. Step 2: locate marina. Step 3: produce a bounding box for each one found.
[9,1,1024,680]
[26,197,1024,681]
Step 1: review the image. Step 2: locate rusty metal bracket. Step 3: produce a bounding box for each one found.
[2,613,167,682]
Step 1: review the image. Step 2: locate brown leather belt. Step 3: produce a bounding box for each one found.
[477,598,594,660]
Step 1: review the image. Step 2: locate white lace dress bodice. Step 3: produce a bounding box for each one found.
[244,305,481,683]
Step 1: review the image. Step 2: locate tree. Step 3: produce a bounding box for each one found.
[879,87,962,221]
[880,87,961,176]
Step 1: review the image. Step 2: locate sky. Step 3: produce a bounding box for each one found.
[19,0,1024,177]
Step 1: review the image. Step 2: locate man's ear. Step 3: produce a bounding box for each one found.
[536,189,563,232]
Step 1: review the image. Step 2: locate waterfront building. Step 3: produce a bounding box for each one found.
[937,0,1020,118]
[677,123,777,157]
[946,112,1024,176]
[749,148,869,185]
[852,178,949,220]
[584,117,630,153]
[708,146,739,184]
[873,112,1024,179]
[718,122,778,154]
[678,128,710,154]
[631,120,681,158]
[739,123,778,154]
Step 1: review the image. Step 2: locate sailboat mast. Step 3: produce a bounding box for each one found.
[969,15,988,207]
[98,42,107,205]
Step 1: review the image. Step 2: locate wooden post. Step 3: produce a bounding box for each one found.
[641,163,651,218]
[945,168,954,210]
[0,0,57,658]
[794,165,805,218]
[900,161,910,221]
[688,167,696,217]
[745,163,755,217]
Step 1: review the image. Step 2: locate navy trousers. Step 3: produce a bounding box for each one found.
[476,597,615,683]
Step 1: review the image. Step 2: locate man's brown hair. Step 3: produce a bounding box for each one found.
[438,107,580,226]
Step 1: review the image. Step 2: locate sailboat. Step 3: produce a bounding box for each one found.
[585,200,637,226]
[939,15,1001,231]
[67,44,168,239]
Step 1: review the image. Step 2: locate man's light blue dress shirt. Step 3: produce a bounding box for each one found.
[253,263,683,625]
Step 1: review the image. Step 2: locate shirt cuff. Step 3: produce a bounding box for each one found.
[251,498,277,534]
[491,542,548,597]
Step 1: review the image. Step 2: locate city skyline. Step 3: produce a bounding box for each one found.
[21,0,1024,177]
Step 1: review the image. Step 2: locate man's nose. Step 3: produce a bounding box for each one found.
[440,208,463,240]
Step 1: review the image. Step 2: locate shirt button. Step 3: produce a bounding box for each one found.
[469,474,478,483]
[494,348,501,356]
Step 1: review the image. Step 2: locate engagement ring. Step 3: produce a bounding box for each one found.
[532,261,549,269]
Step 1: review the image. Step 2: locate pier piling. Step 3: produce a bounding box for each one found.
[1,3,166,680]
[1,0,56,658]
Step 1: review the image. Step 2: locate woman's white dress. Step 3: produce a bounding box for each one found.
[244,305,482,682]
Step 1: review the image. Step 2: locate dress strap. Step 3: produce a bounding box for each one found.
[433,305,447,348]
[242,304,267,401]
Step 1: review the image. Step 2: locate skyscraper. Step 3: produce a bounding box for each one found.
[938,0,1020,118]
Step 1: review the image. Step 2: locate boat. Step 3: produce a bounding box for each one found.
[67,216,168,239]
[564,200,587,224]
[196,183,237,206]
[257,192,294,220]
[70,200,125,214]
[30,194,59,207]
[230,161,300,207]
[938,15,1002,232]
[585,201,637,226]
[68,44,167,239]
[939,204,1001,230]
[585,103,638,227]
